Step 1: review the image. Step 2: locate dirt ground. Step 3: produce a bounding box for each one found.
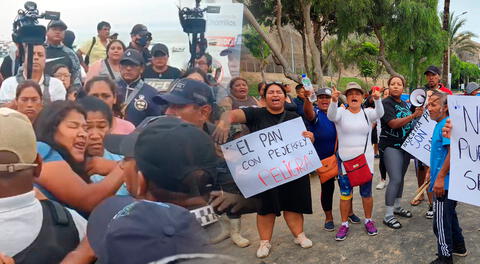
[214,159,480,264]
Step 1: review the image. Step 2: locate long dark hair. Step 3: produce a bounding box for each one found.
[34,101,87,176]
[182,67,210,85]
[106,39,126,58]
[16,80,43,99]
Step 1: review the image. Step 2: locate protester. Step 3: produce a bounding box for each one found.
[14,80,43,123]
[214,82,315,258]
[85,76,135,134]
[304,88,361,232]
[51,64,80,101]
[86,39,125,82]
[465,82,479,96]
[33,101,125,213]
[0,44,66,105]
[257,81,267,107]
[77,96,129,195]
[293,84,306,117]
[423,66,452,95]
[155,78,253,248]
[427,91,467,264]
[143,43,181,79]
[44,20,82,85]
[376,87,390,190]
[195,53,228,103]
[283,82,297,112]
[380,75,423,229]
[77,21,111,69]
[0,107,86,263]
[116,49,163,126]
[183,67,210,83]
[327,82,384,241]
[127,24,152,62]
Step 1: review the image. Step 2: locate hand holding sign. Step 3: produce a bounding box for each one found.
[442,118,452,139]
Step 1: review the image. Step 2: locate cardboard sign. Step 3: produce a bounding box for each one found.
[221,117,322,198]
[402,110,436,166]
[447,96,480,207]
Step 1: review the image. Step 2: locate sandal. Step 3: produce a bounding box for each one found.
[383,217,402,229]
[394,208,413,218]
[410,199,422,206]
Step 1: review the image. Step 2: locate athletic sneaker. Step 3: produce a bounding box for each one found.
[426,205,434,219]
[348,214,361,224]
[335,225,349,241]
[452,246,468,257]
[256,240,271,258]
[429,255,453,264]
[365,220,378,236]
[293,232,313,248]
[376,180,386,190]
[324,221,335,232]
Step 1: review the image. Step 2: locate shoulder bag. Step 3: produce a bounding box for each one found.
[317,138,338,184]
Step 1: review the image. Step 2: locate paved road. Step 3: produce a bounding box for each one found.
[214,159,480,264]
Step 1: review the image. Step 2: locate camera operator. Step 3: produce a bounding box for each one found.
[128,24,152,63]
[44,20,82,85]
[0,44,66,105]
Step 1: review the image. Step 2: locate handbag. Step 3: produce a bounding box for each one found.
[317,139,338,184]
[342,108,373,187]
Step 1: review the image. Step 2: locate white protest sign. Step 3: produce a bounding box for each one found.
[447,96,480,207]
[221,117,322,198]
[402,110,436,166]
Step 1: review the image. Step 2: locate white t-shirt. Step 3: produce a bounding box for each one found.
[327,99,384,174]
[0,191,87,257]
[0,74,66,104]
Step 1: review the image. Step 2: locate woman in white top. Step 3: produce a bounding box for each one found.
[327,82,384,241]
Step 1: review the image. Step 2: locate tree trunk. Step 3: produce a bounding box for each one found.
[300,0,324,86]
[242,4,300,83]
[301,31,310,75]
[442,0,450,86]
[373,27,402,77]
[275,0,286,55]
[336,67,342,89]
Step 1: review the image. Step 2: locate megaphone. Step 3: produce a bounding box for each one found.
[410,89,427,107]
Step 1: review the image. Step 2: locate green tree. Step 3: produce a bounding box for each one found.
[243,26,272,82]
[448,12,479,58]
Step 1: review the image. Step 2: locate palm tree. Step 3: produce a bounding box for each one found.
[449,12,479,58]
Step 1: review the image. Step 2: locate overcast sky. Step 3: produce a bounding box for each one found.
[0,0,478,42]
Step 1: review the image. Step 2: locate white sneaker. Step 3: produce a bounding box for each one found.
[376,180,386,190]
[256,240,271,258]
[293,232,313,248]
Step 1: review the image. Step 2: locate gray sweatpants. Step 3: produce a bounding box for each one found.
[383,147,411,206]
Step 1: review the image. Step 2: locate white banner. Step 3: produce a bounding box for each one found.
[221,117,322,198]
[447,96,480,207]
[401,110,436,166]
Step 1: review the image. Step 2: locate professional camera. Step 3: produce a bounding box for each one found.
[136,31,152,48]
[179,0,220,68]
[12,1,60,44]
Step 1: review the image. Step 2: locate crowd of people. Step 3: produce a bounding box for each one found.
[0,17,479,264]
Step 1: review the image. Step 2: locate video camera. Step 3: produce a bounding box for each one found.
[12,1,60,44]
[179,0,220,69]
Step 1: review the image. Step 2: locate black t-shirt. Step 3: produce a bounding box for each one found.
[242,107,299,133]
[142,65,181,80]
[379,96,414,149]
[45,46,74,76]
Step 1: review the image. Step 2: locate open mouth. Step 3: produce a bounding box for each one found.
[73,141,86,152]
[351,99,359,103]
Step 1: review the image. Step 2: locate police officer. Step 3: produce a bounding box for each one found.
[117,49,163,126]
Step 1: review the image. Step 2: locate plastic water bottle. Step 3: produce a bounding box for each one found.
[301,74,317,103]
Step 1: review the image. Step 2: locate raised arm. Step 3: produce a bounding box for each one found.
[327,86,341,122]
[303,90,316,121]
[213,109,247,144]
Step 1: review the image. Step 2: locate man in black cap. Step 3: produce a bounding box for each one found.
[128,24,152,63]
[143,43,181,80]
[423,65,452,95]
[153,79,253,248]
[45,19,82,85]
[116,49,163,126]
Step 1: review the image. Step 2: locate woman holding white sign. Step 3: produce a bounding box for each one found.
[214,82,314,258]
[327,82,384,241]
[380,75,424,229]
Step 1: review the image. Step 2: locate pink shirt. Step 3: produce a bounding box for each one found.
[111,117,135,135]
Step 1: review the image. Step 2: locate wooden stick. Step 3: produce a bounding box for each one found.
[411,179,430,204]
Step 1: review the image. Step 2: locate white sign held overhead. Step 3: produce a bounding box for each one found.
[447,96,480,207]
[402,110,436,167]
[221,117,322,198]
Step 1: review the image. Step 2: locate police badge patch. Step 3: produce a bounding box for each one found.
[134,95,148,111]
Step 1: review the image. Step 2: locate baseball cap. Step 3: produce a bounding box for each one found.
[47,19,67,30]
[424,65,441,75]
[153,78,214,106]
[130,24,148,35]
[344,82,365,95]
[134,116,218,193]
[0,108,37,172]
[316,88,333,97]
[87,196,210,264]
[465,82,479,95]
[151,43,169,57]
[120,49,144,66]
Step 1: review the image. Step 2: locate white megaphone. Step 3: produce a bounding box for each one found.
[410,89,427,107]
